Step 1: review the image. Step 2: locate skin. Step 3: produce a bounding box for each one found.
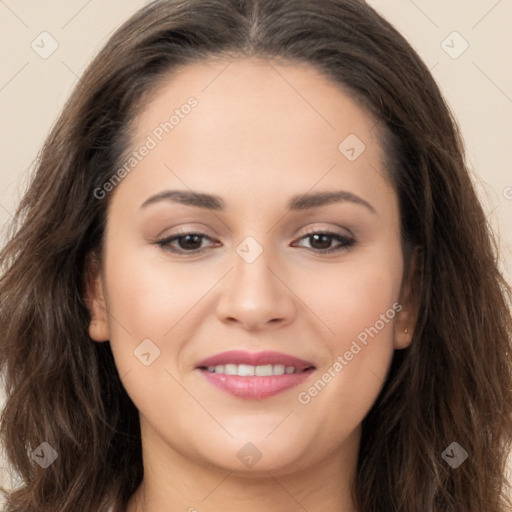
[86,57,418,512]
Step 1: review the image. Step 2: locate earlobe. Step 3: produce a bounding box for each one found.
[394,322,413,350]
[394,246,422,350]
[84,252,110,342]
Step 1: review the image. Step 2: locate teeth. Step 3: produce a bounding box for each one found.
[273,364,285,375]
[224,364,237,375]
[238,364,255,376]
[206,364,299,376]
[255,364,273,376]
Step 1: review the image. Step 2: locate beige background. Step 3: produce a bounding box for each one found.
[1,0,511,501]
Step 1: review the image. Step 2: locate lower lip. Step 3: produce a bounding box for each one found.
[199,369,314,399]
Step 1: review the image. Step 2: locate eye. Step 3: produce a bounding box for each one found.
[156,231,218,254]
[156,229,355,255]
[292,230,355,254]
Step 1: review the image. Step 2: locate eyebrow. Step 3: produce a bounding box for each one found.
[140,189,376,214]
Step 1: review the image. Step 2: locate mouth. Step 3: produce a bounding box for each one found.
[196,350,316,399]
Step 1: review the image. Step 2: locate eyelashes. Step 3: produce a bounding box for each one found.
[155,229,356,256]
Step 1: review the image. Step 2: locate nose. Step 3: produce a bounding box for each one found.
[215,240,297,331]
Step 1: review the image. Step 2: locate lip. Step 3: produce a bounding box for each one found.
[196,350,316,399]
[196,350,314,369]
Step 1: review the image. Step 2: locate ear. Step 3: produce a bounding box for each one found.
[394,246,421,350]
[84,251,110,342]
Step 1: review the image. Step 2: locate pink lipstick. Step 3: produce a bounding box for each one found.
[196,350,315,399]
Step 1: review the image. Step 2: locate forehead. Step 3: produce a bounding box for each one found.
[112,57,395,218]
[133,56,381,155]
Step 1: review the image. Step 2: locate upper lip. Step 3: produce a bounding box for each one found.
[196,350,315,370]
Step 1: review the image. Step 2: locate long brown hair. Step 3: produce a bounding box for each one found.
[1,1,511,510]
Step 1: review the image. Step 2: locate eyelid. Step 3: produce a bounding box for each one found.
[153,223,215,240]
[157,223,353,240]
[298,224,354,239]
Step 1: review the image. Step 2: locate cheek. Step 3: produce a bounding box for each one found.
[294,248,402,417]
[299,248,402,349]
[100,244,187,365]
[101,247,210,423]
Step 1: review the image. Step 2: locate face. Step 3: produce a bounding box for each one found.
[87,57,415,477]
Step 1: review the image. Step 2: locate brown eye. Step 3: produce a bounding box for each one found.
[157,232,216,254]
[174,234,204,251]
[293,231,356,254]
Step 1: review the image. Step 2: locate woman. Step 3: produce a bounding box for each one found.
[1,0,511,510]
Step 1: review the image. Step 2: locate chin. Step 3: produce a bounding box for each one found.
[195,434,319,476]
